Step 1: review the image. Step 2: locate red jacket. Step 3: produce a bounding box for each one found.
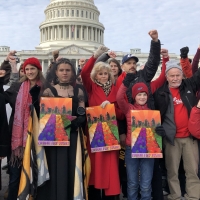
[188,106,200,139]
[81,56,122,195]
[116,57,168,145]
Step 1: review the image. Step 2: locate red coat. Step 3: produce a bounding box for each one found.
[188,106,200,139]
[81,56,122,195]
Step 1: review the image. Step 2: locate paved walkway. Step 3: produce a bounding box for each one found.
[0,158,171,200]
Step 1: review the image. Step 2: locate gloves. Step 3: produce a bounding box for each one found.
[155,125,166,137]
[65,116,86,130]
[180,46,189,59]
[123,73,136,88]
[94,46,109,58]
[100,100,110,108]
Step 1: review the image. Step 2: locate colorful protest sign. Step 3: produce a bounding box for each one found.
[131,110,162,158]
[86,104,120,153]
[38,97,73,146]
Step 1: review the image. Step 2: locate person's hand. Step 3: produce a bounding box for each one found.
[79,58,86,68]
[120,134,126,148]
[148,30,158,42]
[123,73,135,88]
[155,125,166,137]
[180,47,189,58]
[56,56,62,62]
[6,51,18,73]
[108,51,116,59]
[161,49,168,58]
[100,100,110,108]
[94,46,109,58]
[197,100,200,108]
[0,70,6,77]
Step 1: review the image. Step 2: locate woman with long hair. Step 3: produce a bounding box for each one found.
[0,57,47,200]
[81,46,124,200]
[36,58,89,200]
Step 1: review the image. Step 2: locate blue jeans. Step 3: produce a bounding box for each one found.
[7,163,21,200]
[125,146,154,200]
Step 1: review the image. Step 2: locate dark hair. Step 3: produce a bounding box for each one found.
[51,58,76,85]
[108,58,122,77]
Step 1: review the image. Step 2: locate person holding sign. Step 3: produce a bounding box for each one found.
[0,57,47,200]
[81,46,124,199]
[36,58,89,200]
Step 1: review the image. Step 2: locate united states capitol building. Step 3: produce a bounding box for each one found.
[0,0,187,76]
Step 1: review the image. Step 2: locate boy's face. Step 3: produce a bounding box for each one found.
[135,92,148,105]
[121,58,137,73]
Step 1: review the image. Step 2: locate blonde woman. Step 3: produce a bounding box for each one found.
[81,46,124,200]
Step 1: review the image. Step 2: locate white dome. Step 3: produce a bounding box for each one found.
[37,0,104,50]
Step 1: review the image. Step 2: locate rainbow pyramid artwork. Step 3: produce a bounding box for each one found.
[86,104,120,153]
[38,97,73,146]
[131,110,163,158]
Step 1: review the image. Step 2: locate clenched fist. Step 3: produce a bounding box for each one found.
[148,30,158,42]
[108,51,116,59]
[0,70,6,77]
[161,49,168,58]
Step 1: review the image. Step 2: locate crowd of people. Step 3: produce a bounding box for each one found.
[0,29,200,200]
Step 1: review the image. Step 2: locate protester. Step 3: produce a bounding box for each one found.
[0,57,47,199]
[81,46,124,200]
[154,60,200,199]
[77,58,86,74]
[116,47,168,200]
[36,58,90,200]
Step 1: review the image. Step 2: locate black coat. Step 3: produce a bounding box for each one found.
[153,68,200,144]
[0,93,9,157]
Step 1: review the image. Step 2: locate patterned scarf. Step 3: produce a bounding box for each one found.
[11,80,32,161]
[94,80,112,96]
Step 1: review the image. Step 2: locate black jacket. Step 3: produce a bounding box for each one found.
[153,69,200,144]
[126,40,161,109]
[0,93,10,157]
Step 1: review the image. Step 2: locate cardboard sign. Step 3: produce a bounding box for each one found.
[38,97,73,146]
[131,110,162,158]
[86,104,120,153]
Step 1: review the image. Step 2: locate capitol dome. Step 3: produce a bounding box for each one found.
[36,0,105,51]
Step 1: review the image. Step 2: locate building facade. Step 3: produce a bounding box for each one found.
[0,0,189,77]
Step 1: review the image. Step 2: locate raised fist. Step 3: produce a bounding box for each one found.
[94,45,109,58]
[5,50,17,62]
[108,51,116,59]
[0,70,6,77]
[161,49,168,58]
[180,46,189,58]
[148,30,158,42]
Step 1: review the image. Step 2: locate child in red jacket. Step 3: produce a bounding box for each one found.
[116,82,165,200]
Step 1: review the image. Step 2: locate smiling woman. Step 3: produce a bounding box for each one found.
[0,56,53,199]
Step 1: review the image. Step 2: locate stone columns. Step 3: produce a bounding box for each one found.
[86,26,89,41]
[95,28,97,42]
[52,26,55,40]
[98,29,100,43]
[75,25,77,40]
[91,27,94,41]
[102,32,104,44]
[69,25,72,40]
[75,59,78,71]
[42,60,45,72]
[81,25,83,40]
[63,25,65,39]
[48,27,50,40]
[48,59,51,65]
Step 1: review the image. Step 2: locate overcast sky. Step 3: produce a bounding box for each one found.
[0,0,200,55]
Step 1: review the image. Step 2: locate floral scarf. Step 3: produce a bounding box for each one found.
[11,81,32,161]
[94,80,112,96]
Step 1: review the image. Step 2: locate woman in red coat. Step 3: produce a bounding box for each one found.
[81,46,124,200]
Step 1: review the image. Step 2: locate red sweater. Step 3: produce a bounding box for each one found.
[81,56,122,195]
